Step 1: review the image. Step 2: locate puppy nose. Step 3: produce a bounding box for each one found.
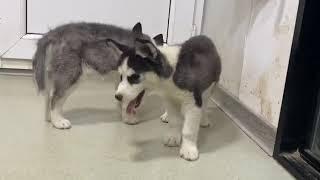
[115,94,123,101]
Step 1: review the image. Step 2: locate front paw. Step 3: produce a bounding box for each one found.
[180,142,199,161]
[163,132,181,147]
[51,118,72,129]
[160,111,168,123]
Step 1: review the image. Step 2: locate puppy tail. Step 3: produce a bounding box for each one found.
[32,36,51,92]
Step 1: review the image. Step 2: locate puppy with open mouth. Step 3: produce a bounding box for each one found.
[32,22,151,129]
[109,34,221,161]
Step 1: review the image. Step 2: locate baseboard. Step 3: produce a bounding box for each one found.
[0,68,33,76]
[211,85,276,156]
[0,58,32,70]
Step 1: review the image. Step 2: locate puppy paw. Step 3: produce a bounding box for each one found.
[51,118,71,129]
[179,142,199,161]
[163,132,181,147]
[160,111,168,123]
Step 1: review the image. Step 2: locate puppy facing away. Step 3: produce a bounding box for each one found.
[109,35,221,161]
[32,22,152,129]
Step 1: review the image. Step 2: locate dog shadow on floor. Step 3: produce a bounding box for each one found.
[63,94,165,125]
[64,108,120,125]
[130,106,242,162]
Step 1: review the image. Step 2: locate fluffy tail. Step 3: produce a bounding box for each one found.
[32,36,51,91]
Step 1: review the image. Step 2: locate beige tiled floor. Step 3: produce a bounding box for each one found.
[0,75,293,180]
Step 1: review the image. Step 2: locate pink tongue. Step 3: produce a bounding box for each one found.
[126,100,137,115]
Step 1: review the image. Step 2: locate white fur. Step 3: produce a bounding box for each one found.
[162,98,182,147]
[116,58,145,125]
[116,46,215,161]
[180,101,202,160]
[117,58,144,101]
[157,46,181,67]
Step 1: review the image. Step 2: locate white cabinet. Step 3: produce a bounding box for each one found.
[27,0,170,38]
[0,0,204,69]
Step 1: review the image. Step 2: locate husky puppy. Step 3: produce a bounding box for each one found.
[109,35,221,161]
[33,22,151,129]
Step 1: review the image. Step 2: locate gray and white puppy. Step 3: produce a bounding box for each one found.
[109,35,221,161]
[33,22,151,129]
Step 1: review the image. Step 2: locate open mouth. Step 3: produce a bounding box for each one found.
[126,90,145,115]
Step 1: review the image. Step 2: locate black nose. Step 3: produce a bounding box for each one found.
[115,94,123,101]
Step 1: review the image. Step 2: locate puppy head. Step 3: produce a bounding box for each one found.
[106,38,161,117]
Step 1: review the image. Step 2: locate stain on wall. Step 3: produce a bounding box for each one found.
[201,0,299,127]
[239,0,299,127]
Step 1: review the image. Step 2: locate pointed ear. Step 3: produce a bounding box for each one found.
[135,39,159,64]
[132,22,142,34]
[105,39,130,55]
[153,34,164,46]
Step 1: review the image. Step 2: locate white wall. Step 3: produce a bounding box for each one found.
[0,0,25,55]
[201,0,299,127]
[202,0,252,96]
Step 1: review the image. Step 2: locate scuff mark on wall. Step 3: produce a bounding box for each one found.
[239,0,299,127]
[256,75,272,121]
[201,0,299,127]
[253,56,283,123]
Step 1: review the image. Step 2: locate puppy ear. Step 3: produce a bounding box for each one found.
[135,39,158,59]
[153,34,164,46]
[132,22,142,34]
[105,39,130,55]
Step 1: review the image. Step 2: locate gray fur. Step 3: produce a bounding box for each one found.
[132,35,221,107]
[32,22,151,108]
[173,35,221,106]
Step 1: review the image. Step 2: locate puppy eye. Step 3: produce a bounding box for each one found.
[120,75,122,81]
[127,74,140,84]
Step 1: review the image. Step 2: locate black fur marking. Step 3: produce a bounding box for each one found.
[193,88,203,107]
[134,38,173,78]
[126,53,173,79]
[127,55,154,74]
[132,22,142,34]
[153,34,164,46]
[127,74,141,84]
[109,38,173,79]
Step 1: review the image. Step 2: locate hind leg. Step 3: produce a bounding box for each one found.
[50,78,80,129]
[200,83,216,128]
[49,52,82,129]
[50,90,72,129]
[44,90,51,122]
[163,99,182,147]
[200,96,211,128]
